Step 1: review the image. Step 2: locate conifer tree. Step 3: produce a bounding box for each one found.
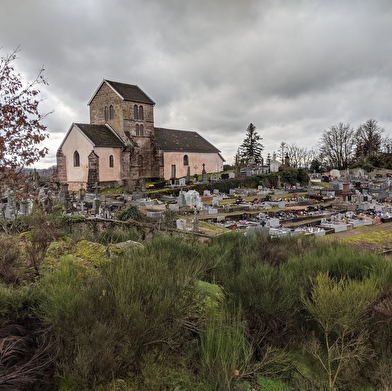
[238,123,264,165]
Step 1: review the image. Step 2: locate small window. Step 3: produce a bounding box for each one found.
[104,106,109,121]
[183,155,189,166]
[109,155,114,168]
[134,104,138,120]
[138,155,143,167]
[109,105,114,119]
[73,151,80,167]
[139,124,144,136]
[136,124,140,136]
[139,105,144,120]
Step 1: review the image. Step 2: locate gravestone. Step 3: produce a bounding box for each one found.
[132,191,144,201]
[177,190,187,207]
[202,163,207,182]
[176,219,187,230]
[212,197,219,207]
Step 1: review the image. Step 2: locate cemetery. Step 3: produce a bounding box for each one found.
[2,167,392,242]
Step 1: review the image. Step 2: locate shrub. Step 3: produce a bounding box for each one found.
[257,376,290,391]
[97,227,139,245]
[200,304,254,391]
[115,205,144,221]
[0,234,21,285]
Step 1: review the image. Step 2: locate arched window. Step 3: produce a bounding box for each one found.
[136,124,140,136]
[109,105,114,119]
[134,104,138,120]
[104,106,109,121]
[183,155,189,166]
[139,124,144,136]
[109,155,114,168]
[139,105,144,120]
[73,151,80,167]
[138,155,143,167]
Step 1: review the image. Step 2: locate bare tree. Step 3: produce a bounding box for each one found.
[286,144,318,169]
[318,122,356,170]
[354,119,384,161]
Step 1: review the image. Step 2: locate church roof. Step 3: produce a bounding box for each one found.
[75,123,126,147]
[154,127,222,155]
[88,79,155,105]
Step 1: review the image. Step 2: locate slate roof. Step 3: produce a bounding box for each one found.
[75,123,126,148]
[154,127,222,154]
[105,80,155,105]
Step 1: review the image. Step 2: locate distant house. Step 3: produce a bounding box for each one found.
[55,79,225,191]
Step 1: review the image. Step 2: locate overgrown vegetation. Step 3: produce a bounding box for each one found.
[1,214,392,390]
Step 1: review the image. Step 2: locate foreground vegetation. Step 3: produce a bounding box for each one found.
[1,210,392,390]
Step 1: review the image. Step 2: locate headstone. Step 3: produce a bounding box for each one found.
[212,197,219,207]
[202,163,207,182]
[245,225,270,236]
[179,178,186,187]
[186,166,191,182]
[192,211,199,232]
[268,218,280,227]
[132,191,144,201]
[185,190,200,207]
[176,219,187,230]
[177,191,187,207]
[93,185,101,216]
[147,211,163,219]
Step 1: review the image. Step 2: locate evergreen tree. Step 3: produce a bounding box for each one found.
[238,123,264,165]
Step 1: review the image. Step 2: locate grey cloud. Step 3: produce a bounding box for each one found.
[1,0,392,167]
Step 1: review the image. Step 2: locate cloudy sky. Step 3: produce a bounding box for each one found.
[1,0,392,168]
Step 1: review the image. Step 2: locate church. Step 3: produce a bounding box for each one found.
[55,79,225,191]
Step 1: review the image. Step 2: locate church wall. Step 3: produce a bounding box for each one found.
[89,83,123,129]
[61,126,122,191]
[162,152,224,179]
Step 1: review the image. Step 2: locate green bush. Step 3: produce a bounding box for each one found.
[200,304,254,391]
[257,376,291,391]
[115,204,144,221]
[97,227,139,245]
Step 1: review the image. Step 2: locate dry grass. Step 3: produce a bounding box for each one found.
[327,221,392,254]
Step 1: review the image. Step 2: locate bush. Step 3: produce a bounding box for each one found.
[115,205,144,221]
[97,227,139,245]
[200,304,254,391]
[257,376,290,391]
[0,234,21,285]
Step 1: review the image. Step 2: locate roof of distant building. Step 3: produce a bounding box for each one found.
[75,123,126,147]
[88,79,155,105]
[154,127,224,159]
